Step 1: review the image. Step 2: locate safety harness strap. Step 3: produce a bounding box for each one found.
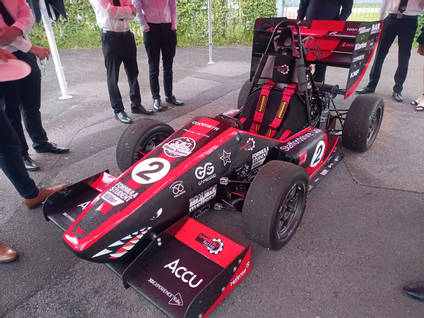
[266,83,297,138]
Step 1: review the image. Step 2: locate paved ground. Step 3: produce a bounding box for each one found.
[0,44,423,318]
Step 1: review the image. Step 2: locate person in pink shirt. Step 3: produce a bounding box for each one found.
[90,0,154,124]
[133,0,184,111]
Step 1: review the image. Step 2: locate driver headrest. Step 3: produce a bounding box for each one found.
[276,27,295,55]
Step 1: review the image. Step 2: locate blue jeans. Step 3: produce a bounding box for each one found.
[0,90,38,199]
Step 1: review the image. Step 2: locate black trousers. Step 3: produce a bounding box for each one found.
[0,88,38,199]
[368,14,418,93]
[143,23,177,99]
[101,30,141,113]
[4,51,48,155]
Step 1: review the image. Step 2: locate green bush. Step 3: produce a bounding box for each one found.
[29,0,277,48]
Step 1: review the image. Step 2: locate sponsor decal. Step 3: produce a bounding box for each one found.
[274,64,290,75]
[350,68,360,79]
[240,137,256,151]
[358,26,370,35]
[150,208,163,220]
[251,147,269,170]
[346,27,358,32]
[371,23,380,35]
[183,128,209,138]
[92,227,151,259]
[196,233,224,254]
[101,182,138,206]
[192,120,219,131]
[341,42,354,48]
[132,157,170,185]
[195,162,216,186]
[164,259,204,289]
[170,180,186,198]
[77,201,90,210]
[354,42,367,51]
[230,261,250,287]
[219,150,232,166]
[280,129,320,152]
[310,140,325,168]
[163,137,196,158]
[352,54,365,63]
[148,278,184,307]
[189,185,217,212]
[189,204,210,219]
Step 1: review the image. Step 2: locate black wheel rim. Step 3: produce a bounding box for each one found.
[132,132,169,164]
[366,107,382,146]
[275,182,306,242]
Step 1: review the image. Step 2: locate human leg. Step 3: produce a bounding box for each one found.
[144,24,162,100]
[393,17,418,94]
[367,16,397,90]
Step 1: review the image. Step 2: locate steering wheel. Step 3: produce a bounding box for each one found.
[218,114,242,129]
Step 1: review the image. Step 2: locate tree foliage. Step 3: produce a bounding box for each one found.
[29,0,277,48]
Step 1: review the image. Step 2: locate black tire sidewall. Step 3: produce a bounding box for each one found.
[242,161,308,250]
[116,119,174,172]
[343,95,384,152]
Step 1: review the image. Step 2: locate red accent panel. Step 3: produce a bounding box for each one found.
[174,218,245,268]
[89,172,116,193]
[298,151,307,166]
[203,247,251,318]
[75,227,84,235]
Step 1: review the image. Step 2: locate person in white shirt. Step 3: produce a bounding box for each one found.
[133,0,184,111]
[357,0,424,103]
[89,0,153,124]
[0,0,69,171]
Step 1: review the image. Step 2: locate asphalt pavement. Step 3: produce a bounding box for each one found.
[0,44,423,318]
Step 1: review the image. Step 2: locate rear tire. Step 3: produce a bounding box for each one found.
[242,161,308,250]
[116,119,174,172]
[237,80,253,109]
[343,95,384,152]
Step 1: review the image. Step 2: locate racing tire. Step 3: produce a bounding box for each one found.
[116,119,174,172]
[342,95,384,152]
[237,80,253,109]
[242,161,308,250]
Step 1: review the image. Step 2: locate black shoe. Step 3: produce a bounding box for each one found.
[165,95,184,106]
[392,91,403,103]
[34,142,69,154]
[131,105,154,115]
[153,99,165,112]
[22,154,40,171]
[115,111,132,124]
[403,282,424,301]
[356,86,375,94]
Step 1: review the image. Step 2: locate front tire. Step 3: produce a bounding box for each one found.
[342,95,384,152]
[116,119,174,172]
[242,161,308,250]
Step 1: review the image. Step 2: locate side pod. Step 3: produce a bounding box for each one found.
[122,217,251,318]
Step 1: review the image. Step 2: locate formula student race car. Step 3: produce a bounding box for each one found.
[44,18,383,318]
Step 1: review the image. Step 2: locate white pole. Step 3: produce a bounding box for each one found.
[207,0,215,64]
[39,0,72,100]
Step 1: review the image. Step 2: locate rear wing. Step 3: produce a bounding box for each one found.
[250,18,383,99]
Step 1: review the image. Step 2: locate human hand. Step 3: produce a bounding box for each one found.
[0,48,16,62]
[418,44,424,56]
[30,45,50,60]
[0,26,22,46]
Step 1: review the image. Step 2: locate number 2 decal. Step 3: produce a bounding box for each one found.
[310,140,325,168]
[131,158,171,184]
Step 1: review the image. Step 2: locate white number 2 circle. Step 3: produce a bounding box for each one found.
[310,140,325,168]
[131,158,171,184]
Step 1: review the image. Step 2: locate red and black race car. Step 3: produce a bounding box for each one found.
[44,18,383,318]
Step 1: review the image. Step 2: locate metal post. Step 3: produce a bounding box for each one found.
[207,0,215,64]
[39,0,72,100]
